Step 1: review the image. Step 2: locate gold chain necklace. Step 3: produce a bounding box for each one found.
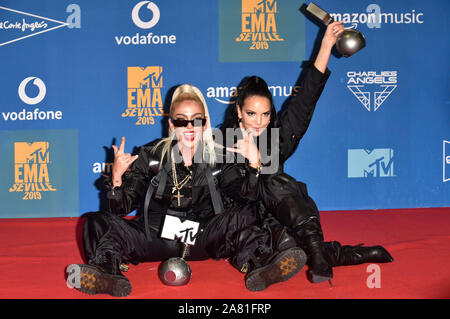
[171,149,192,207]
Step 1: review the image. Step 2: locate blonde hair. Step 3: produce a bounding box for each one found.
[153,84,218,167]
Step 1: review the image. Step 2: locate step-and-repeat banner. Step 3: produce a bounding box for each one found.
[0,0,448,218]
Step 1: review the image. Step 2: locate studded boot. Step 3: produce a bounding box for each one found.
[244,224,307,292]
[68,251,132,297]
[229,223,307,292]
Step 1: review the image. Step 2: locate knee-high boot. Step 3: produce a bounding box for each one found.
[275,195,332,284]
[324,241,394,267]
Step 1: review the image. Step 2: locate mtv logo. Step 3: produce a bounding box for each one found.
[348,148,394,178]
[444,140,450,182]
[160,215,200,246]
[242,0,277,13]
[127,66,163,89]
[14,142,49,164]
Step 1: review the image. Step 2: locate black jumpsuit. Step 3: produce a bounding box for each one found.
[82,141,267,270]
[259,64,330,215]
[220,64,330,226]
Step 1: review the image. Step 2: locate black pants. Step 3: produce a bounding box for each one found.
[81,204,261,268]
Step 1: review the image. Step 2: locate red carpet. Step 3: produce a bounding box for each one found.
[0,207,449,299]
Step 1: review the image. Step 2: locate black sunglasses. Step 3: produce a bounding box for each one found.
[171,118,207,127]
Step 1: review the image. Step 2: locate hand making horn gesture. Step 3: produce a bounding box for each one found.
[226,122,261,169]
[111,136,139,187]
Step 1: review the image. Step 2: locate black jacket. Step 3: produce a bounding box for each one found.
[104,140,260,225]
[266,64,331,167]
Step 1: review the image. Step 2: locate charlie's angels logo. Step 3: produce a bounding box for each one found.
[9,141,56,200]
[346,71,397,112]
[235,0,284,50]
[121,66,168,125]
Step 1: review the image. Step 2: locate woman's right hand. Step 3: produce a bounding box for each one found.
[314,21,345,73]
[322,21,345,49]
[226,123,261,169]
[111,136,139,187]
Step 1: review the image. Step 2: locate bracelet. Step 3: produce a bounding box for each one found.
[255,163,262,177]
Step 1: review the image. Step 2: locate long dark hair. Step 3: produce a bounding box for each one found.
[222,75,277,130]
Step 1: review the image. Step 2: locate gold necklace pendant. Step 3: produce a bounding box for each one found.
[171,149,192,207]
[173,191,183,206]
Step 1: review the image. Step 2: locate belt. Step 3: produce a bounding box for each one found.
[166,208,188,217]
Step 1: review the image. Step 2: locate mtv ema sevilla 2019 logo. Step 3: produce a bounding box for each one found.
[121,66,168,126]
[219,0,306,62]
[0,130,79,218]
[235,0,284,50]
[9,141,56,199]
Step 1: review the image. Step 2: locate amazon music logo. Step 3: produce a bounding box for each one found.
[206,84,300,105]
[330,4,424,29]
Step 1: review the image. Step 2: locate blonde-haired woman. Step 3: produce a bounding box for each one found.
[68,84,306,297]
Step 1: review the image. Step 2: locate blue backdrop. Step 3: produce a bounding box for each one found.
[0,0,448,218]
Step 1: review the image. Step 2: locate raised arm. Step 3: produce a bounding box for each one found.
[277,22,344,163]
[104,138,152,217]
[314,21,344,73]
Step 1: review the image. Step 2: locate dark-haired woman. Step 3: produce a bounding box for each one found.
[221,22,393,284]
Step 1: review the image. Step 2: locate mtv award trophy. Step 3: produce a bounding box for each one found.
[158,215,200,286]
[304,2,366,57]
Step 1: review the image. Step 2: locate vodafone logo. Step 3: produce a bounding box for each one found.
[114,1,175,46]
[131,1,160,29]
[18,77,46,105]
[1,76,63,122]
